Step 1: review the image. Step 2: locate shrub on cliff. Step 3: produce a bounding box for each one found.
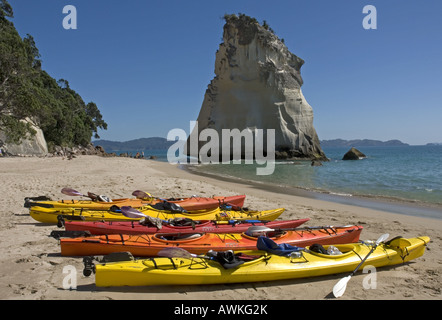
[0,0,107,147]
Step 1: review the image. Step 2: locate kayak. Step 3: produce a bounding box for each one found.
[24,194,246,211]
[62,218,311,235]
[24,196,150,210]
[59,225,363,257]
[83,236,430,287]
[29,205,285,225]
[159,195,246,211]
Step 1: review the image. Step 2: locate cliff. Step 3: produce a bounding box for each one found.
[0,118,48,156]
[187,14,326,161]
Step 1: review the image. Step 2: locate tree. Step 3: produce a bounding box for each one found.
[0,0,108,147]
[23,34,42,69]
[0,0,13,21]
[85,102,107,139]
[262,20,269,30]
[0,6,42,143]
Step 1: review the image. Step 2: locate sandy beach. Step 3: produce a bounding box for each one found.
[0,155,440,300]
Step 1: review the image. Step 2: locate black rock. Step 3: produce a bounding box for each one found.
[342,147,366,160]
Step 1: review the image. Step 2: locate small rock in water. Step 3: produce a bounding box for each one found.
[311,160,322,166]
[342,147,366,160]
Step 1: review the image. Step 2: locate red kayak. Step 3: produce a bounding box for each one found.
[62,218,311,235]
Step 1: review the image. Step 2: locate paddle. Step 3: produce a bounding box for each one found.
[120,206,167,229]
[132,190,174,203]
[332,233,390,298]
[120,206,148,219]
[245,226,275,236]
[157,247,214,260]
[61,187,89,198]
[246,225,356,235]
[132,190,154,200]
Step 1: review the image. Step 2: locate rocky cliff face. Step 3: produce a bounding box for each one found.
[188,14,326,161]
[0,118,48,156]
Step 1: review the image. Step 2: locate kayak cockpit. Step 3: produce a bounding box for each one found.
[152,233,205,243]
[306,244,357,259]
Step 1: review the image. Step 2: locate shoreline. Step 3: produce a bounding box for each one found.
[181,164,442,221]
[1,155,441,300]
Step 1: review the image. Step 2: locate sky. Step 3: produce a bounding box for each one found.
[7,0,442,145]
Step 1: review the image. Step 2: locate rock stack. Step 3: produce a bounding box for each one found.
[187,14,327,161]
[342,147,367,160]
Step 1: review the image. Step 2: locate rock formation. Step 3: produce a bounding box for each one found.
[187,14,326,161]
[0,118,48,156]
[342,147,367,160]
[0,120,113,158]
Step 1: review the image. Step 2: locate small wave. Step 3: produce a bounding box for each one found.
[415,186,435,192]
[329,192,353,197]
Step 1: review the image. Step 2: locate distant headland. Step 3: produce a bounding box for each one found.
[320,139,409,148]
[92,137,174,152]
[91,137,415,152]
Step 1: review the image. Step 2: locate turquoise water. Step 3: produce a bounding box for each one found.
[184,146,442,205]
[118,146,442,218]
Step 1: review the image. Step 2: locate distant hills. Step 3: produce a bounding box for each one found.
[93,137,414,152]
[319,139,409,147]
[92,137,174,151]
[426,142,442,146]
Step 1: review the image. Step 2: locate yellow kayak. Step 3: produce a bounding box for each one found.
[29,205,285,224]
[24,197,150,210]
[83,236,429,287]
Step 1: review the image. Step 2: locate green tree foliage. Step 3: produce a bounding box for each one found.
[0,0,13,20]
[0,0,107,147]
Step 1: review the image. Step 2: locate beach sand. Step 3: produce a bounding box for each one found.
[0,155,440,300]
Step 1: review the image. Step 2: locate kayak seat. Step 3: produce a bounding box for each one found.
[307,244,356,259]
[207,250,263,269]
[213,250,245,269]
[385,236,412,249]
[256,236,302,256]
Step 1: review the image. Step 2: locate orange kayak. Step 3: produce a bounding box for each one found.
[159,195,246,211]
[60,225,363,257]
[25,194,246,211]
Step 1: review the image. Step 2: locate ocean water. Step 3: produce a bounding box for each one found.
[119,146,442,219]
[187,146,442,218]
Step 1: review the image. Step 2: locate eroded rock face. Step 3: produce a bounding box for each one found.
[187,15,326,161]
[0,119,48,156]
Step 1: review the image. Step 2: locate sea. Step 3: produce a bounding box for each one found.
[117,145,442,220]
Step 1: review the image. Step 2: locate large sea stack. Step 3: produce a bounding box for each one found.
[186,14,327,161]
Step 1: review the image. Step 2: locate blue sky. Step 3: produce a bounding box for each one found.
[8,0,442,145]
